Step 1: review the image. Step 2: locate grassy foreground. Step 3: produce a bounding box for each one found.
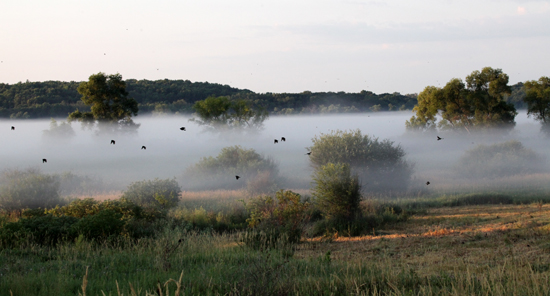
[2,201,550,295]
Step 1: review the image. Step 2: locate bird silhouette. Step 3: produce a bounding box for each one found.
[111,140,115,145]
[306,152,312,155]
[274,139,278,144]
[235,176,240,180]
[42,159,47,163]
[11,126,14,130]
[281,137,286,142]
[141,146,146,150]
[426,181,430,185]
[180,127,186,131]
[437,136,443,141]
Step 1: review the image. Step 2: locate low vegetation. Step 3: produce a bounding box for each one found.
[454,140,546,179]
[181,145,280,192]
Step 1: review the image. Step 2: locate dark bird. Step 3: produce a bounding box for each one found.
[274,139,278,144]
[42,159,47,163]
[11,126,14,130]
[306,152,312,155]
[110,140,115,145]
[437,136,443,141]
[235,176,240,180]
[281,137,286,142]
[426,181,430,185]
[141,146,146,150]
[180,127,186,131]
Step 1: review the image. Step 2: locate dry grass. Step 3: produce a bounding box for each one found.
[297,203,550,277]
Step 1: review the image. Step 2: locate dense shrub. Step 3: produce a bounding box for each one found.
[308,129,413,192]
[0,198,170,247]
[311,163,362,221]
[0,168,64,211]
[182,145,279,190]
[121,178,181,209]
[0,215,79,247]
[454,140,546,179]
[71,209,125,240]
[243,190,310,249]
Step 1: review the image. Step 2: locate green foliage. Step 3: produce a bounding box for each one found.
[191,96,268,131]
[70,209,124,240]
[308,129,413,192]
[454,140,546,179]
[311,163,362,221]
[0,214,79,247]
[121,178,181,209]
[524,77,550,133]
[243,190,310,249]
[68,72,139,133]
[406,67,517,132]
[182,145,279,190]
[0,168,63,211]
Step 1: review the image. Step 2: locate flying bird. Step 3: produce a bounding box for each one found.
[235,176,240,180]
[180,127,186,131]
[141,146,146,150]
[306,152,312,155]
[11,126,14,130]
[274,139,278,144]
[426,181,430,185]
[111,140,115,145]
[42,159,47,163]
[437,136,443,141]
[281,137,286,142]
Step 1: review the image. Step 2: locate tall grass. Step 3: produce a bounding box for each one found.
[2,222,550,296]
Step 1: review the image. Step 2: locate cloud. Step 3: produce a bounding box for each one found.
[517,6,526,14]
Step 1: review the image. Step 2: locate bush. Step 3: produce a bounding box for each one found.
[182,145,279,190]
[122,178,181,209]
[454,140,546,179]
[71,209,124,241]
[0,214,79,247]
[0,168,64,211]
[311,163,362,221]
[243,190,310,249]
[308,129,413,192]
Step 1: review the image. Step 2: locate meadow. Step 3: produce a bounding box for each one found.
[2,186,550,296]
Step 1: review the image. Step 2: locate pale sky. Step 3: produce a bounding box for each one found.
[0,0,549,94]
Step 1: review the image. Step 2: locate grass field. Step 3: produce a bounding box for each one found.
[2,193,550,295]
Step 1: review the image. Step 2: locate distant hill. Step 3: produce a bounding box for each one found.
[0,79,526,119]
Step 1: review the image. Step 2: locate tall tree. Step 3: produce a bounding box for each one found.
[191,96,268,131]
[68,73,139,133]
[524,77,550,134]
[406,67,517,133]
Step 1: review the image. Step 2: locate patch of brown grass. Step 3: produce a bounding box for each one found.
[297,203,550,277]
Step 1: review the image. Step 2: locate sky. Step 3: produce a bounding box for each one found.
[0,0,549,95]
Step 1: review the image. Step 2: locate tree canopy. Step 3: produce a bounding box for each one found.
[406,67,517,133]
[191,96,268,131]
[524,77,550,133]
[308,129,413,192]
[68,73,139,133]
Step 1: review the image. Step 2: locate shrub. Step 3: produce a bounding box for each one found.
[0,214,79,247]
[71,209,125,241]
[0,168,64,211]
[311,163,362,221]
[243,190,310,249]
[182,145,279,190]
[308,129,413,192]
[121,178,181,209]
[454,140,546,179]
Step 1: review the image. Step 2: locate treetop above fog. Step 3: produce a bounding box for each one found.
[406,67,518,133]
